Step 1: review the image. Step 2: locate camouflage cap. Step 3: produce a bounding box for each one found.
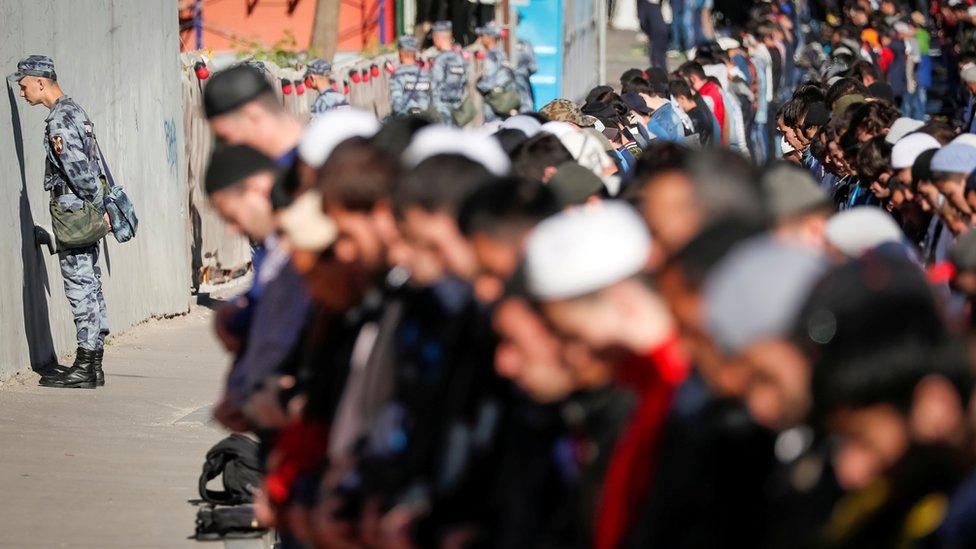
[9,54,56,82]
[540,99,597,127]
[475,21,504,38]
[306,58,332,76]
[398,35,420,52]
[432,20,453,32]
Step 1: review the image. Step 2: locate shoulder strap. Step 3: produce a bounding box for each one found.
[397,68,424,112]
[85,120,117,190]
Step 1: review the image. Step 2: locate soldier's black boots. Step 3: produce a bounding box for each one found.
[39,347,97,389]
[91,348,105,387]
[43,347,106,387]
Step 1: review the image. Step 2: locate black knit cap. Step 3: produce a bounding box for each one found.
[867,81,896,104]
[581,100,618,122]
[203,65,274,119]
[911,147,938,184]
[205,144,277,195]
[804,102,829,127]
[645,67,671,95]
[585,86,614,106]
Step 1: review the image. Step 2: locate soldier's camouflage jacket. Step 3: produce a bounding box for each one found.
[389,63,433,116]
[431,48,468,107]
[311,88,349,117]
[45,96,104,212]
[476,47,517,96]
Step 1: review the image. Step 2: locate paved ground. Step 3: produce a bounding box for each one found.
[0,300,230,548]
[607,26,650,85]
[606,26,685,87]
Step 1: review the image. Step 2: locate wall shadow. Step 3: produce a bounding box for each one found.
[190,200,203,291]
[8,84,58,375]
[102,237,112,276]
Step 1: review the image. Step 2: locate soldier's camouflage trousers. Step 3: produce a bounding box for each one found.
[516,77,534,113]
[58,244,109,351]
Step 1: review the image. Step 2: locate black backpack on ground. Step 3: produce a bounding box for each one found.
[198,434,262,505]
[194,504,267,541]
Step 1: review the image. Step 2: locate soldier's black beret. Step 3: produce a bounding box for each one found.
[205,144,277,195]
[203,65,274,119]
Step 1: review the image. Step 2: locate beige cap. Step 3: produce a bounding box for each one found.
[277,190,338,252]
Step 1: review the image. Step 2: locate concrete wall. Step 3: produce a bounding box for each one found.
[0,0,191,380]
[561,0,602,103]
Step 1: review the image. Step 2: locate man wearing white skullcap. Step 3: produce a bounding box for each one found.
[931,141,976,231]
[885,117,925,145]
[525,200,685,372]
[890,133,941,194]
[316,136,401,277]
[825,207,907,258]
[527,201,652,302]
[401,125,511,176]
[525,200,688,549]
[703,236,827,430]
[298,109,380,168]
[892,133,940,171]
[393,148,496,286]
[502,114,543,137]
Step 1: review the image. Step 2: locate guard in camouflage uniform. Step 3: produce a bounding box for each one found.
[475,22,520,122]
[429,21,469,126]
[10,55,109,389]
[389,35,433,117]
[515,33,537,113]
[306,58,349,117]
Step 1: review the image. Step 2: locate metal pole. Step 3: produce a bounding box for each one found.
[503,0,514,61]
[194,0,203,50]
[379,0,387,45]
[597,0,607,85]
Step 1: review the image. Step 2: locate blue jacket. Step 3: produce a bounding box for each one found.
[647,103,685,142]
[887,40,908,98]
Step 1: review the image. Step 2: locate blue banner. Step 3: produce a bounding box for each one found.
[515,0,563,107]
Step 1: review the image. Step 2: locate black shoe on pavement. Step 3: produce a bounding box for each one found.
[91,348,105,387]
[39,348,97,389]
[42,347,105,386]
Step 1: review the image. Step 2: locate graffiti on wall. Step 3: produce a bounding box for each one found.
[163,118,178,175]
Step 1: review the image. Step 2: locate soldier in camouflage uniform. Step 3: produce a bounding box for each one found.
[514,32,537,113]
[306,58,349,117]
[475,22,520,122]
[10,55,109,389]
[389,35,433,118]
[429,21,469,126]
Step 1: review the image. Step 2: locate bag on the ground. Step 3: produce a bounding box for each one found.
[451,94,479,127]
[194,504,266,541]
[198,434,262,505]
